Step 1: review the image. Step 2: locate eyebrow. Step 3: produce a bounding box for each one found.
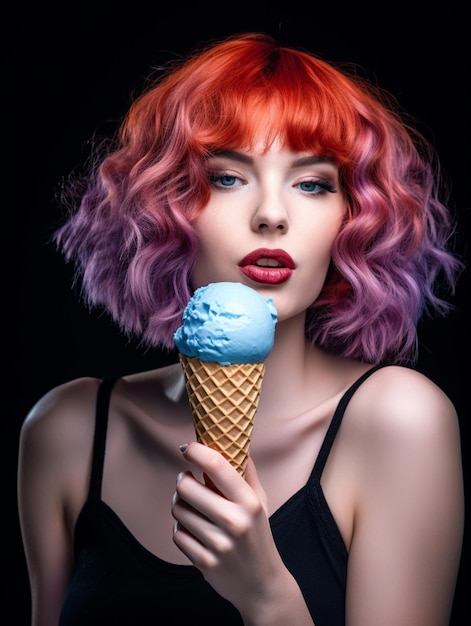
[292,155,335,167]
[207,150,334,167]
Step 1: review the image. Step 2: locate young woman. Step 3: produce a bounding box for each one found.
[18,33,464,625]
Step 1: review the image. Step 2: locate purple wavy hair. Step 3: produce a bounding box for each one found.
[55,33,463,364]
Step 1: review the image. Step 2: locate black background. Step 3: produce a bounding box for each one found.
[4,2,469,623]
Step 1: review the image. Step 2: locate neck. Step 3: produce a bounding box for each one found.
[256,312,333,420]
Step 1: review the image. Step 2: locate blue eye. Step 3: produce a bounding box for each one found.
[297,180,337,194]
[210,174,240,188]
[300,181,318,192]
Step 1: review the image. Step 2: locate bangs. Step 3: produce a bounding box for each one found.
[185,46,359,162]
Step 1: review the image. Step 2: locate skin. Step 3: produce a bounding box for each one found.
[18,141,464,625]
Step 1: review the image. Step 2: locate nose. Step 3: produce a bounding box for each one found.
[251,190,288,233]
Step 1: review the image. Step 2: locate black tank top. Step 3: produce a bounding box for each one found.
[59,365,384,625]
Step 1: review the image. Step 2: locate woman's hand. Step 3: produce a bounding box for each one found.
[171,442,313,625]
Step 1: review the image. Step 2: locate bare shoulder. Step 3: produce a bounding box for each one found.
[19,376,102,462]
[353,364,457,423]
[19,362,186,458]
[345,364,461,451]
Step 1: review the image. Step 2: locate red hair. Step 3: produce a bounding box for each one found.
[56,33,461,363]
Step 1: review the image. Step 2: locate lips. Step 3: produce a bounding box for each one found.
[238,248,295,284]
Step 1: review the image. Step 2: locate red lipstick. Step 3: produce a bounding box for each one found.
[238,248,295,285]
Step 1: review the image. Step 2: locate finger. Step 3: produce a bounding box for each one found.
[173,496,233,555]
[244,457,269,515]
[180,441,250,502]
[173,467,237,528]
[172,518,219,569]
[172,477,236,567]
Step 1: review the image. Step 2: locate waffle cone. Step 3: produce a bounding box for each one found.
[179,354,265,477]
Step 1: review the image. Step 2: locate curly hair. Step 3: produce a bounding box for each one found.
[55,32,462,364]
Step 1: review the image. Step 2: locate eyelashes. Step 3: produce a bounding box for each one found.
[208,172,338,195]
[296,179,337,194]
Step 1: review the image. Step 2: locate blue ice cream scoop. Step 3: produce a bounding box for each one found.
[173,282,277,365]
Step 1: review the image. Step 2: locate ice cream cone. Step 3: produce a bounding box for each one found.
[179,354,265,477]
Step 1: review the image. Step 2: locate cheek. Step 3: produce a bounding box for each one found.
[193,206,231,255]
[305,209,344,259]
[300,211,344,284]
[192,201,228,244]
[190,215,234,289]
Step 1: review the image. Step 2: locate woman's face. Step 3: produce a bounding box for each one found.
[191,139,347,323]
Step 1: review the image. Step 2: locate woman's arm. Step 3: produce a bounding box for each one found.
[345,367,464,625]
[18,378,99,626]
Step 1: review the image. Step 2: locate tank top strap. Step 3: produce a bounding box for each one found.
[88,376,119,501]
[312,364,388,479]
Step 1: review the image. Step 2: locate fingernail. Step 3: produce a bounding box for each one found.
[179,443,189,454]
[176,472,184,485]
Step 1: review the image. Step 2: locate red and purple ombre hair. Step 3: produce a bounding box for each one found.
[55,33,462,364]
